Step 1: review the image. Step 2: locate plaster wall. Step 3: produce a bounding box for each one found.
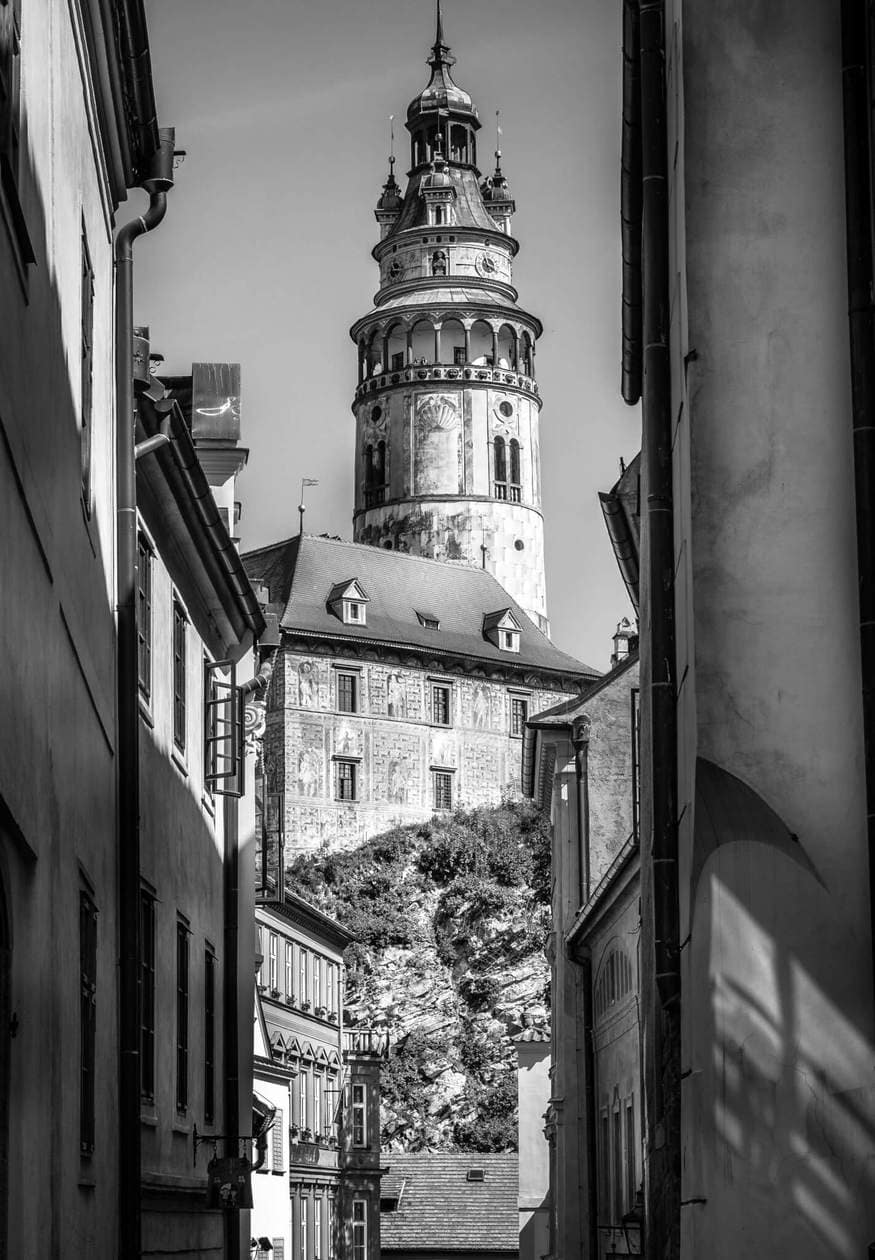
[665,1,875,1254]
[0,1,122,1254]
[266,648,569,854]
[251,1067,293,1254]
[584,663,639,890]
[516,1040,550,1260]
[137,536,244,1255]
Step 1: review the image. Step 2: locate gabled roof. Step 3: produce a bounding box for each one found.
[483,608,521,633]
[379,1153,518,1253]
[242,534,597,682]
[327,578,369,604]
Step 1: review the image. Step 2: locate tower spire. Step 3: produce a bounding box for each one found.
[428,0,454,68]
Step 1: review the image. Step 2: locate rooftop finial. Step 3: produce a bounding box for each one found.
[495,109,503,171]
[389,114,395,175]
[435,0,445,52]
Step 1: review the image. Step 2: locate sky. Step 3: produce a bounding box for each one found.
[135,0,640,671]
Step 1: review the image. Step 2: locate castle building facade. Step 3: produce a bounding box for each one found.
[350,6,548,633]
[244,10,594,864]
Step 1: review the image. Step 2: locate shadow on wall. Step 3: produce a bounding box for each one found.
[688,760,875,1259]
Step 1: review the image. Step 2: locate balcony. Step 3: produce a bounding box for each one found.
[354,362,540,405]
[343,1028,390,1059]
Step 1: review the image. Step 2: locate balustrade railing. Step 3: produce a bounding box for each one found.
[343,1028,389,1058]
[356,361,539,401]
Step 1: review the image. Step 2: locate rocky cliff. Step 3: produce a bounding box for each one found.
[288,800,551,1151]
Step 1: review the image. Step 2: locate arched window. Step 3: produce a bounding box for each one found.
[364,444,374,488]
[509,439,521,501]
[376,440,386,486]
[493,437,507,499]
[365,441,386,509]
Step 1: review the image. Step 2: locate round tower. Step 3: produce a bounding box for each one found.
[349,4,549,633]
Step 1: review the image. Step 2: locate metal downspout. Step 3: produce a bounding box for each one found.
[115,128,175,1260]
[639,0,680,1255]
[841,0,875,1043]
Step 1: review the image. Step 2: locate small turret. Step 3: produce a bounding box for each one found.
[420,133,456,227]
[481,128,515,233]
[375,155,403,239]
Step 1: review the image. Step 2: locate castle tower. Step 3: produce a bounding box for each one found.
[349,4,549,633]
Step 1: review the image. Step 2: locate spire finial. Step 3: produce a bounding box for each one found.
[388,114,395,176]
[495,109,503,172]
[435,0,445,52]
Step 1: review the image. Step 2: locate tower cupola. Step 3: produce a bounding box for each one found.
[407,1,481,171]
[350,4,550,632]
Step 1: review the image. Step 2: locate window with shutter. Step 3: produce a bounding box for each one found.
[272,1106,284,1170]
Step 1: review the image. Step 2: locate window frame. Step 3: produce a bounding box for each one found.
[136,534,153,700]
[352,1082,367,1147]
[285,940,294,1000]
[139,888,156,1101]
[172,597,188,754]
[176,917,190,1113]
[79,888,97,1155]
[204,945,216,1126]
[510,695,529,738]
[433,770,453,812]
[336,670,358,714]
[431,683,452,727]
[334,758,358,802]
[352,1199,367,1260]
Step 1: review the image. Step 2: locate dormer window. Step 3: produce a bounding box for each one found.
[416,611,440,630]
[328,579,370,627]
[483,608,522,653]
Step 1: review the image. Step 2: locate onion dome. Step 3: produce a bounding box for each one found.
[407,1,479,126]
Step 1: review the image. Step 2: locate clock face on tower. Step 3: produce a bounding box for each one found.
[476,253,497,277]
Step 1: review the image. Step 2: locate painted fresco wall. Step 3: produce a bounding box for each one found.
[264,648,571,855]
[354,381,546,628]
[665,2,875,1255]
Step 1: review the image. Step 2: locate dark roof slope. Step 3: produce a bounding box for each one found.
[243,534,597,680]
[380,1153,518,1253]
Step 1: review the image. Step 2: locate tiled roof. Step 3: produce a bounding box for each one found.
[243,534,597,681]
[379,1153,519,1253]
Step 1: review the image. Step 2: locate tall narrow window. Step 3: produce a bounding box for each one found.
[599,1112,609,1217]
[204,946,216,1125]
[285,941,293,999]
[625,1100,636,1209]
[328,1198,336,1260]
[433,771,453,811]
[272,1105,284,1170]
[299,948,309,1003]
[314,1198,323,1260]
[510,696,528,738]
[352,1083,367,1146]
[79,890,97,1154]
[176,919,190,1112]
[431,684,451,726]
[352,1200,367,1260]
[139,890,156,1099]
[80,223,94,511]
[335,760,357,801]
[300,1198,308,1260]
[337,672,358,713]
[173,599,187,753]
[313,956,322,1010]
[327,963,336,1015]
[314,1075,323,1136]
[613,1106,623,1221]
[256,924,264,987]
[509,439,521,502]
[299,1068,309,1131]
[493,436,507,498]
[268,932,278,991]
[137,536,152,699]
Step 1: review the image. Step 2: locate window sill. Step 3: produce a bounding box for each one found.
[171,748,188,778]
[140,1113,158,1128]
[80,493,98,556]
[172,1116,192,1135]
[139,695,154,728]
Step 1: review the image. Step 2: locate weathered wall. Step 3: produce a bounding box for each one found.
[137,528,231,1256]
[516,1038,550,1260]
[353,382,546,628]
[666,1,875,1254]
[266,647,570,854]
[0,1,120,1254]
